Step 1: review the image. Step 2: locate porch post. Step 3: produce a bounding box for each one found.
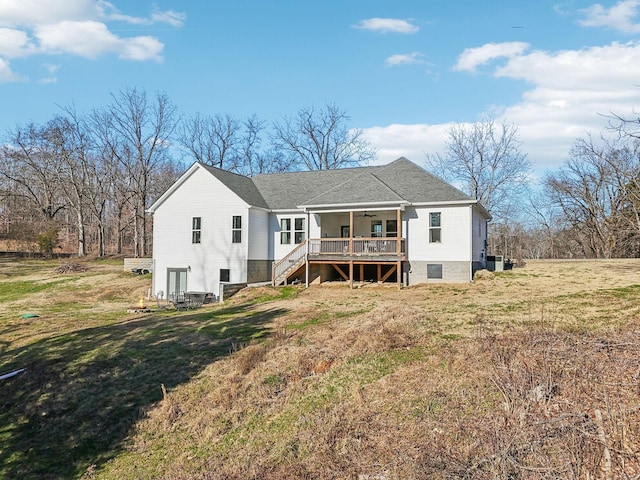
[349,210,354,254]
[349,261,354,289]
[397,208,402,255]
[397,208,402,289]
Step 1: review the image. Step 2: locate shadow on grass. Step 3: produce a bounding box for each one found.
[0,303,286,479]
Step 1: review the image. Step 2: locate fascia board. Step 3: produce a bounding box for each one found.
[146,162,200,213]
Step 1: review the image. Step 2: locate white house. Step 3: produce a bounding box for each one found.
[147,157,491,300]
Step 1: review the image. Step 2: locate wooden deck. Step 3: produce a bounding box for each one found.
[273,238,406,288]
[308,237,405,261]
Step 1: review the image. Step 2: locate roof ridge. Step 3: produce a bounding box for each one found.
[252,162,381,179]
[301,170,389,205]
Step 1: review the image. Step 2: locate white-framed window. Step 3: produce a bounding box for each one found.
[386,219,397,237]
[280,218,291,244]
[294,218,306,244]
[232,216,242,243]
[429,212,441,243]
[371,220,382,237]
[192,217,201,244]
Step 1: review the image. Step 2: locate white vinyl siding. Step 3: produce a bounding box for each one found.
[406,206,472,263]
[248,209,269,260]
[151,166,249,298]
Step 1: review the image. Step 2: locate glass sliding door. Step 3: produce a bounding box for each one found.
[167,268,187,300]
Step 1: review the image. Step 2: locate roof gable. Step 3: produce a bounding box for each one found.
[199,164,269,209]
[301,172,404,206]
[371,157,471,204]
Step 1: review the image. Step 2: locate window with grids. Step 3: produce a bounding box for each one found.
[429,212,441,243]
[280,218,291,244]
[294,218,305,244]
[192,217,201,244]
[232,216,242,243]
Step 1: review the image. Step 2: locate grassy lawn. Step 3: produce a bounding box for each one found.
[0,259,288,478]
[2,258,640,479]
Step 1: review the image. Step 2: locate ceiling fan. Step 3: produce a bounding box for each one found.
[357,211,377,217]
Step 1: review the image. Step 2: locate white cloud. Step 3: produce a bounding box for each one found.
[579,0,640,33]
[35,21,163,61]
[365,41,640,173]
[35,21,121,58]
[151,10,186,27]
[362,123,451,165]
[120,35,163,61]
[38,62,59,83]
[0,56,23,81]
[385,52,424,67]
[0,0,100,26]
[353,18,419,34]
[0,0,184,82]
[0,27,35,57]
[454,42,530,72]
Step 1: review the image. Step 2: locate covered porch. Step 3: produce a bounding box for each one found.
[272,206,407,288]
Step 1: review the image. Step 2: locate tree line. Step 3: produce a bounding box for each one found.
[0,88,374,257]
[428,114,640,261]
[2,85,640,260]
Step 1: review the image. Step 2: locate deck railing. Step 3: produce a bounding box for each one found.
[272,240,307,284]
[308,237,405,256]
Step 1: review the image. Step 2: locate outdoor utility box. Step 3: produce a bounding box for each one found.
[487,255,504,272]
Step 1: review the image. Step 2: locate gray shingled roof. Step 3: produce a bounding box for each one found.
[200,163,269,209]
[202,157,473,210]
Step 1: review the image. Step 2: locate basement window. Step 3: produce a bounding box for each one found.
[220,268,230,282]
[427,264,443,279]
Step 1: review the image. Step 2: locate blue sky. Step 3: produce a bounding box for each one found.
[2,0,640,175]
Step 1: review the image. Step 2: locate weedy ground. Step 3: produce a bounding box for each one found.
[1,258,639,479]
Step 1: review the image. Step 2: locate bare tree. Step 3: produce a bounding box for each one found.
[272,104,376,170]
[95,87,177,257]
[428,117,530,223]
[0,123,66,222]
[543,135,634,258]
[177,113,241,170]
[43,113,93,256]
[237,115,293,176]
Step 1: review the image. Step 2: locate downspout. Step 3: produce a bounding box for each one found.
[469,205,473,282]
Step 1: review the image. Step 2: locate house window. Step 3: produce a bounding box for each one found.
[294,218,306,244]
[429,212,441,243]
[386,219,397,237]
[232,216,242,243]
[371,220,382,237]
[427,264,443,279]
[192,217,201,244]
[280,218,291,244]
[220,268,230,282]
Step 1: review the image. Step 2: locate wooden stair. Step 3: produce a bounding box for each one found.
[272,240,307,286]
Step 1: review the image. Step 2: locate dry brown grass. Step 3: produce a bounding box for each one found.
[4,258,640,479]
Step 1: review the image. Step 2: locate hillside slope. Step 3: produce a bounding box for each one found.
[95,260,640,479]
